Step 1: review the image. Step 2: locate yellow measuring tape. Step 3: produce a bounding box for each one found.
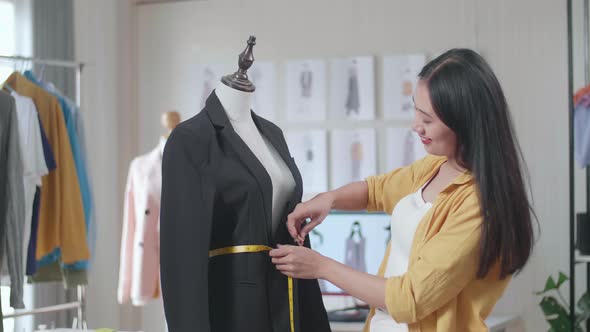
[209,245,295,332]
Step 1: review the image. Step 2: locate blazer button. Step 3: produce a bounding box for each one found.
[138,242,144,247]
[145,209,150,215]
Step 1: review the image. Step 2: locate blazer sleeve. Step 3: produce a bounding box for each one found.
[160,127,214,332]
[117,162,136,304]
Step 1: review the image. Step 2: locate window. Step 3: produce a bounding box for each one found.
[0,0,15,82]
[0,2,34,330]
[0,0,17,327]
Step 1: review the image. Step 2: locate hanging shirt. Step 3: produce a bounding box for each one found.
[12,92,48,266]
[25,74,93,270]
[0,91,25,308]
[25,115,56,277]
[27,187,41,276]
[3,72,89,267]
[370,184,432,332]
[0,92,48,290]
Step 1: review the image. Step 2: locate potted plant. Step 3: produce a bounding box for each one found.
[536,271,590,331]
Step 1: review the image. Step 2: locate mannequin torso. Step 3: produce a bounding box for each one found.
[215,81,295,235]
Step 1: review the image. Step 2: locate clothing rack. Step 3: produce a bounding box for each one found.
[0,54,87,329]
[0,55,84,107]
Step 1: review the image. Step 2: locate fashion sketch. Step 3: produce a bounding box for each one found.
[200,66,215,110]
[345,60,360,116]
[350,134,363,182]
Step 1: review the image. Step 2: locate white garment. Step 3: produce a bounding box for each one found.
[370,185,433,332]
[0,92,48,283]
[229,114,296,235]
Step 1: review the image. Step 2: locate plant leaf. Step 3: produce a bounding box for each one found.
[539,296,572,331]
[536,276,558,295]
[576,292,590,323]
[556,272,569,289]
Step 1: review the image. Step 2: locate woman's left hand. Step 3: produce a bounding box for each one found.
[269,244,328,279]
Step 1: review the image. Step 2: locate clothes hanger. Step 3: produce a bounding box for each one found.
[2,83,15,94]
[39,62,47,82]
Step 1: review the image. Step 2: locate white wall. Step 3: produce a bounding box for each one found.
[74,0,141,330]
[70,0,569,331]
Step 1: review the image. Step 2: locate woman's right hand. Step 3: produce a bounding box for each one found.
[287,192,335,245]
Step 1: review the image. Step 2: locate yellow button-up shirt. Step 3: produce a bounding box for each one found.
[363,155,511,332]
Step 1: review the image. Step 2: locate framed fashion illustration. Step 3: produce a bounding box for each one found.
[285,59,327,123]
[285,129,328,196]
[329,56,376,121]
[382,54,426,120]
[385,127,428,172]
[248,61,277,121]
[193,63,232,113]
[329,128,376,189]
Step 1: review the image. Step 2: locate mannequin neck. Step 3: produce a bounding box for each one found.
[215,81,253,123]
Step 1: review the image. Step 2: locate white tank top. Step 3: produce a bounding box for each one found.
[370,184,433,332]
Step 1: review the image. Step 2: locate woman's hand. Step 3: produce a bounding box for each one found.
[269,245,328,279]
[287,192,334,245]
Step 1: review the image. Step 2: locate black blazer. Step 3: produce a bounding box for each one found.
[160,92,331,332]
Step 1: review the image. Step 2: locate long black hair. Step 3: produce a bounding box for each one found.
[418,49,535,279]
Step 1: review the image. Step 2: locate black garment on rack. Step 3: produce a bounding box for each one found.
[160,92,330,332]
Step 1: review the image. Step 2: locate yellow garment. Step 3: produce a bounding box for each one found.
[363,155,510,332]
[4,72,89,264]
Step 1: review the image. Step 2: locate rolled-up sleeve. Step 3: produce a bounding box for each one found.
[384,194,482,323]
[365,164,416,215]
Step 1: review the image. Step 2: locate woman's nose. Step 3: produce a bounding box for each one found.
[412,122,423,135]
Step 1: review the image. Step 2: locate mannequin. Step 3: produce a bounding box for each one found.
[159,111,180,155]
[160,36,330,332]
[161,111,181,138]
[215,81,295,233]
[118,111,181,306]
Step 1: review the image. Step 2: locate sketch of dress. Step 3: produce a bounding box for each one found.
[299,64,313,114]
[250,67,262,113]
[401,65,414,113]
[350,135,363,182]
[201,67,215,110]
[402,130,416,166]
[300,65,313,98]
[345,60,360,117]
[302,135,315,191]
[345,223,367,273]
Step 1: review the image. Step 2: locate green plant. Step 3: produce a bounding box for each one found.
[536,271,590,332]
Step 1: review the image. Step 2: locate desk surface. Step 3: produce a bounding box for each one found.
[330,315,520,332]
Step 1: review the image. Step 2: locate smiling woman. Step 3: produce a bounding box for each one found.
[273,48,536,332]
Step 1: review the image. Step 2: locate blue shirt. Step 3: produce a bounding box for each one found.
[24,71,91,270]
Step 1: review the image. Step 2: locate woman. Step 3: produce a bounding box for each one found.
[270,48,535,332]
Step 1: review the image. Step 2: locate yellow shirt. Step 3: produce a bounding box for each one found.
[363,155,510,332]
[5,72,89,264]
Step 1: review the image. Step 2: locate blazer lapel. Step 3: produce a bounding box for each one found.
[205,91,274,243]
[252,112,304,241]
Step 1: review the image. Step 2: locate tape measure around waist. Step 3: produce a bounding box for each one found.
[209,245,295,332]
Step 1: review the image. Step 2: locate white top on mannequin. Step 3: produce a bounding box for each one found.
[215,81,296,235]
